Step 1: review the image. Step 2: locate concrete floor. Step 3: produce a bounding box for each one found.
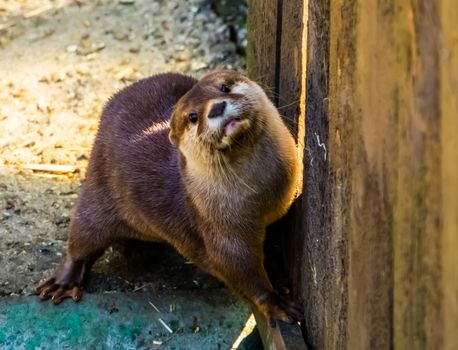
[0,291,253,350]
[0,239,262,350]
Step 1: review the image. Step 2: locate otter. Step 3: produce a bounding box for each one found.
[37,70,303,326]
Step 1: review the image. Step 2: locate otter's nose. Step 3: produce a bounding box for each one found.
[208,101,227,119]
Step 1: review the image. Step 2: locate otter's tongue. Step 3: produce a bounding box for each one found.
[223,118,242,136]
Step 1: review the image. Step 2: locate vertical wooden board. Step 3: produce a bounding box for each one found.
[246,0,279,100]
[275,0,309,346]
[248,0,457,349]
[277,0,307,138]
[344,0,399,348]
[276,8,307,306]
[440,1,458,349]
[301,0,342,348]
[247,1,308,347]
[392,2,443,349]
[339,0,445,348]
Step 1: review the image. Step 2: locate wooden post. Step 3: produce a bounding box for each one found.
[327,0,458,348]
[247,0,308,348]
[246,0,280,101]
[248,0,458,349]
[440,3,458,350]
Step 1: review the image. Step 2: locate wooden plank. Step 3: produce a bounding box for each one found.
[277,0,307,139]
[338,0,396,348]
[20,163,76,174]
[440,1,458,349]
[253,308,307,350]
[392,2,443,348]
[246,0,280,100]
[307,0,456,347]
[247,1,309,348]
[247,1,305,347]
[248,0,458,348]
[275,0,309,346]
[299,0,349,348]
[326,0,456,348]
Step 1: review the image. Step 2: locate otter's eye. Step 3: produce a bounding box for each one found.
[220,84,231,93]
[188,113,198,123]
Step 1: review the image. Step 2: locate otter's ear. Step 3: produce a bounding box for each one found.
[169,112,179,147]
[169,130,178,147]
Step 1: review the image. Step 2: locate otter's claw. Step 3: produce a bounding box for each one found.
[259,292,305,328]
[37,278,84,304]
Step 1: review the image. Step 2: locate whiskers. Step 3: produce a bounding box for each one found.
[197,136,258,194]
[187,119,262,195]
[219,154,258,194]
[245,78,301,126]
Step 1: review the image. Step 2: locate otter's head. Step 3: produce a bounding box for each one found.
[169,70,275,164]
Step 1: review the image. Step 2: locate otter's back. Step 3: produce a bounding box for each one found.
[85,73,197,235]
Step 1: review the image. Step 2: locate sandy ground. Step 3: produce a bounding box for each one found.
[0,0,245,297]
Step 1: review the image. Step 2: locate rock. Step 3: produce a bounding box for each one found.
[114,66,138,81]
[77,41,106,56]
[54,215,70,226]
[191,60,208,71]
[213,42,236,61]
[39,248,52,256]
[37,98,51,113]
[211,0,247,21]
[50,71,66,83]
[210,0,247,55]
[111,27,130,41]
[129,44,141,53]
[66,44,79,53]
[173,61,191,72]
[173,49,191,62]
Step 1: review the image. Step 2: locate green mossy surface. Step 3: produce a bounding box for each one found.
[0,292,250,350]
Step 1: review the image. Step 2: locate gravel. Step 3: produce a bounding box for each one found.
[0,0,245,297]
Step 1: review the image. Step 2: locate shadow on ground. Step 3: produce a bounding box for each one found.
[0,170,261,349]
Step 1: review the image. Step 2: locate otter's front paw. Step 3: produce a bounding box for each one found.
[36,258,89,304]
[258,293,304,327]
[37,278,83,304]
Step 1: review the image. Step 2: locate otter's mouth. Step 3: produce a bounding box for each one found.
[222,117,243,136]
[216,117,252,150]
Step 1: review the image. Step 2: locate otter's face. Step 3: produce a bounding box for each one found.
[169,70,273,162]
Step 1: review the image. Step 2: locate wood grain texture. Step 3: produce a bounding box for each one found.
[277,0,307,138]
[300,0,347,348]
[248,0,458,348]
[327,0,456,348]
[247,1,308,348]
[253,308,307,350]
[439,1,458,349]
[340,0,395,348]
[392,2,442,348]
[276,0,309,347]
[246,0,279,100]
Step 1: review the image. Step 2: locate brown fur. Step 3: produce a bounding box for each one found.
[37,70,302,326]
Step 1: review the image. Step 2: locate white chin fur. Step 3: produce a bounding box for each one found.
[206,100,241,132]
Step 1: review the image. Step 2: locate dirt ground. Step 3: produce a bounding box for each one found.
[0,0,245,297]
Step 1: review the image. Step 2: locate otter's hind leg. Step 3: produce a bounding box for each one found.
[205,231,304,327]
[37,196,124,304]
